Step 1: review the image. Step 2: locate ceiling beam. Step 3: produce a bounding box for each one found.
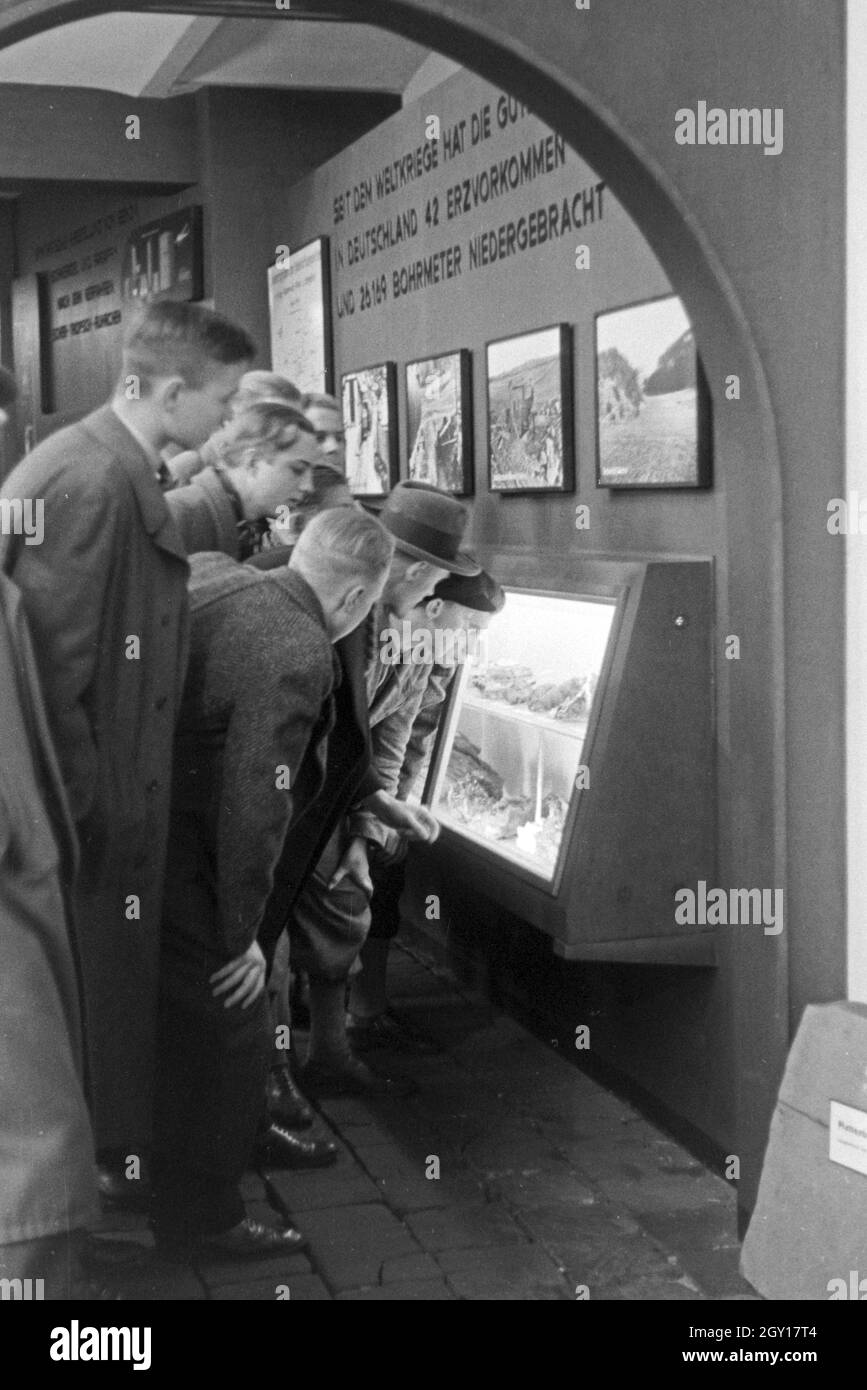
[0,84,198,183]
[139,15,223,97]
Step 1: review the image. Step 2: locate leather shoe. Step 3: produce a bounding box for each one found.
[158,1217,308,1262]
[97,1164,151,1213]
[252,1121,338,1169]
[266,1066,314,1130]
[300,1054,417,1099]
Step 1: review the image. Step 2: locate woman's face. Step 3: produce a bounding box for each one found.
[245,429,318,514]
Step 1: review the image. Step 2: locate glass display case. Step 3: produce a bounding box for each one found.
[417,557,715,964]
[426,589,618,887]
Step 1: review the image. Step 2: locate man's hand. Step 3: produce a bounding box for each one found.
[210,940,267,1010]
[376,827,409,869]
[361,790,440,844]
[328,836,373,894]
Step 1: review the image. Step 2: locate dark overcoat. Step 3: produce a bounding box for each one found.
[164,465,241,560]
[0,406,234,1151]
[246,547,384,959]
[0,570,97,1241]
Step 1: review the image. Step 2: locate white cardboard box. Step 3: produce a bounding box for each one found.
[741,1001,867,1300]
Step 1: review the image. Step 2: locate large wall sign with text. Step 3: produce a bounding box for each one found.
[274,68,680,497]
[36,202,138,417]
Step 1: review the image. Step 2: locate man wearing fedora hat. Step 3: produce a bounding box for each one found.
[255,481,480,1098]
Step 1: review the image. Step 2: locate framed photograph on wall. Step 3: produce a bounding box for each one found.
[595,292,711,489]
[268,237,334,396]
[341,362,398,498]
[122,206,204,304]
[486,324,574,494]
[405,350,473,495]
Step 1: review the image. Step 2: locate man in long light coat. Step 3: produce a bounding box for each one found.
[0,302,255,1203]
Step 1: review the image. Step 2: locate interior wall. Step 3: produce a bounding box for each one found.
[0,83,198,182]
[276,70,723,555]
[273,65,734,1152]
[12,183,202,449]
[8,85,400,452]
[354,0,845,1216]
[198,88,400,347]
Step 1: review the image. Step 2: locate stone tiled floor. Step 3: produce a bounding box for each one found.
[95,934,759,1301]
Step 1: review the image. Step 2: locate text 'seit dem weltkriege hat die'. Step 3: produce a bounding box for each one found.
[376,481,481,577]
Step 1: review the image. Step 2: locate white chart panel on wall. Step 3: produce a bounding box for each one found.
[267,237,333,395]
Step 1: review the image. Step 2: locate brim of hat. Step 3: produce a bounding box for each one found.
[392,537,481,576]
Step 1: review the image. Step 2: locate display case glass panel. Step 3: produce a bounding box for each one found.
[427,589,617,886]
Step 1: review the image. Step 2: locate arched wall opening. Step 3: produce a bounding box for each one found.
[0,0,826,1218]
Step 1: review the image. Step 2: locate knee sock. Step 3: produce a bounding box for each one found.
[307,979,351,1065]
[347,938,390,1020]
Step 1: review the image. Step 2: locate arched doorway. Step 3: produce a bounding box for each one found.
[0,0,792,1217]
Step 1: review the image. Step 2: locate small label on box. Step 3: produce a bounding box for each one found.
[829,1100,867,1176]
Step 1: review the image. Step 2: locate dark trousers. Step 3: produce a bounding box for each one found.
[151,831,271,1241]
[366,849,407,941]
[151,939,271,1239]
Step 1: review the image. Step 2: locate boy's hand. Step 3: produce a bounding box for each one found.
[361,790,440,843]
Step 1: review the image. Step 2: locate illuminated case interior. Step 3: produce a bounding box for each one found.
[427,589,616,892]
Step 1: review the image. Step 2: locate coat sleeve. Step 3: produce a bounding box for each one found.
[217,621,331,955]
[165,474,239,558]
[1,471,119,823]
[165,450,206,488]
[397,666,454,800]
[369,676,429,795]
[349,666,452,844]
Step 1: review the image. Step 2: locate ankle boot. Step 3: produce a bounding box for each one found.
[266,1065,314,1130]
